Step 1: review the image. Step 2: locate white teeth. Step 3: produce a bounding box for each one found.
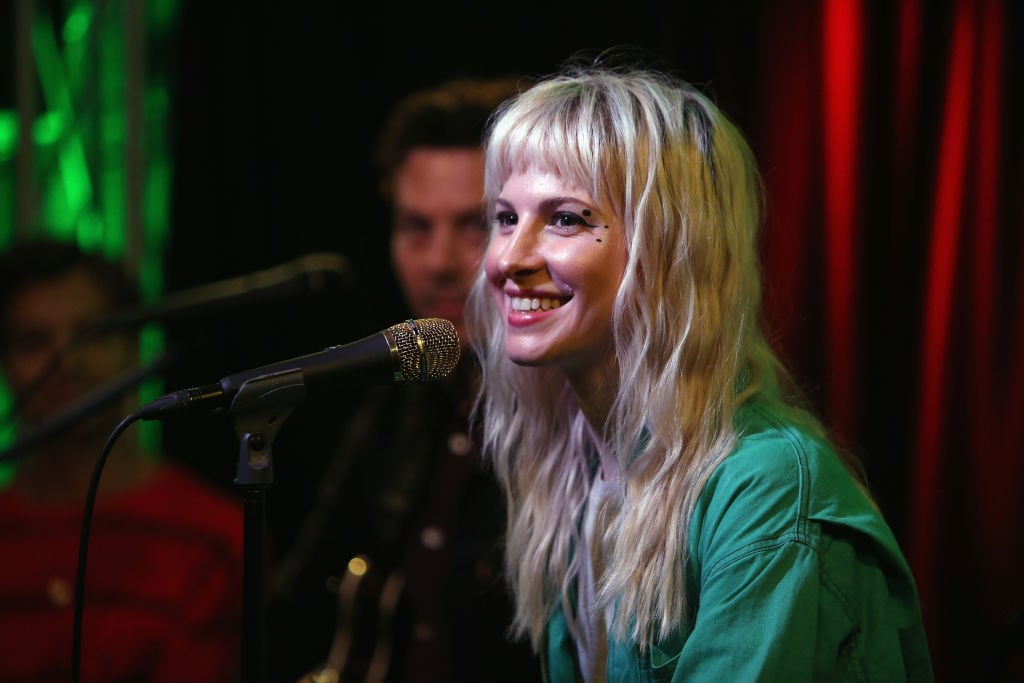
[511,296,563,311]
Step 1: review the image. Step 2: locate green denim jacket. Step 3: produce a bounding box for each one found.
[543,405,934,682]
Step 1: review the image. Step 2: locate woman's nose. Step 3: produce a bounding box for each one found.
[495,225,543,280]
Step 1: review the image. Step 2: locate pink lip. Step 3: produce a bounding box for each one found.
[506,306,559,328]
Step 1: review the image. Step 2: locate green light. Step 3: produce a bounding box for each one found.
[0,378,15,490]
[0,111,17,162]
[32,110,66,147]
[62,3,94,44]
[76,210,105,251]
[0,464,14,489]
[148,0,180,29]
[32,16,94,230]
[56,143,94,223]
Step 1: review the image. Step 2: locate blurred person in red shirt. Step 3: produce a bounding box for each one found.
[0,238,245,683]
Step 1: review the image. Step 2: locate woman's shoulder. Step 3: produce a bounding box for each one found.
[693,402,884,554]
[687,401,912,587]
[710,401,846,499]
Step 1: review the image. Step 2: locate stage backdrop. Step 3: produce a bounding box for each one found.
[752,1,1022,680]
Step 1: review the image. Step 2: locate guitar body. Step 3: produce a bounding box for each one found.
[282,380,537,682]
[299,555,405,683]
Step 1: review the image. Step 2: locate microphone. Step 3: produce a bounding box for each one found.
[138,318,460,420]
[90,252,352,333]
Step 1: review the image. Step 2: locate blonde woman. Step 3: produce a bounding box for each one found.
[466,60,934,681]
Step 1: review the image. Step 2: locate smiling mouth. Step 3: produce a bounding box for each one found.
[510,296,566,312]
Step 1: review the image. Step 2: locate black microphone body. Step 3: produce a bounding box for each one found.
[139,318,460,420]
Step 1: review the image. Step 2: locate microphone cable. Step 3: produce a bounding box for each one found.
[69,410,143,683]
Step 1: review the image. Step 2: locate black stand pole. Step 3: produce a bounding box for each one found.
[240,486,269,683]
[229,371,306,683]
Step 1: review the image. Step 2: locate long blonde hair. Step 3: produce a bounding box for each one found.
[467,62,837,650]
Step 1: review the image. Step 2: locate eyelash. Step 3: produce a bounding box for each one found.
[554,211,597,228]
[494,211,517,227]
[493,211,598,229]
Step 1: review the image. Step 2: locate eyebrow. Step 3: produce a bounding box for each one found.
[494,195,594,212]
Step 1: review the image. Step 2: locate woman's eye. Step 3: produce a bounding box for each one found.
[553,212,580,227]
[494,211,518,227]
[552,211,597,228]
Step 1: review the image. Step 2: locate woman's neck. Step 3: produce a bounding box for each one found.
[570,365,622,482]
[568,358,619,436]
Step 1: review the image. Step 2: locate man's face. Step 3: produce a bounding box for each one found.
[390,146,487,345]
[1,267,136,433]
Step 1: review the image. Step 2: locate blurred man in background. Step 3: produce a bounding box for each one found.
[267,77,539,682]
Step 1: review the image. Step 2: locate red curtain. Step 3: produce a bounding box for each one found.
[756,0,1022,680]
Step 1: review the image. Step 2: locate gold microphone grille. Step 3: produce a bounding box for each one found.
[388,318,461,381]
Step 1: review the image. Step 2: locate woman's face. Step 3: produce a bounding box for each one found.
[484,167,627,382]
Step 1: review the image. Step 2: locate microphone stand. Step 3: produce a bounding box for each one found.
[228,370,307,683]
